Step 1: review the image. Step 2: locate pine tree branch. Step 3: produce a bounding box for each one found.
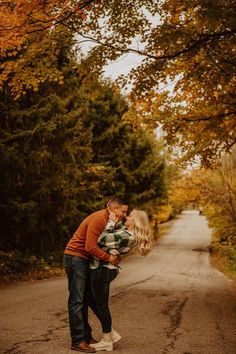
[0,128,38,144]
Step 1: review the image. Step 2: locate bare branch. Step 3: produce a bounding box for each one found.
[76,29,236,61]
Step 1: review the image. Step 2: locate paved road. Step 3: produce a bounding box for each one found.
[1,211,236,354]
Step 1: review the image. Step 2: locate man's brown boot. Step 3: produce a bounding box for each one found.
[71,341,96,352]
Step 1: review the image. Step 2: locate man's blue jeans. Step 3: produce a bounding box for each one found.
[63,254,92,345]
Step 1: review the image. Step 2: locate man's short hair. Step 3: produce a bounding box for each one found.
[106,197,128,207]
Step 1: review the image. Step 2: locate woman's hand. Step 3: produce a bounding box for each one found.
[109,211,118,223]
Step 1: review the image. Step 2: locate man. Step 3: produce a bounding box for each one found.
[63,198,128,353]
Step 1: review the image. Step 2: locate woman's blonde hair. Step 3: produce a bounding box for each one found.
[131,209,153,256]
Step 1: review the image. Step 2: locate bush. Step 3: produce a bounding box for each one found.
[0,250,64,282]
[211,234,236,276]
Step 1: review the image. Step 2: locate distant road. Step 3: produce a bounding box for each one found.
[1,211,236,354]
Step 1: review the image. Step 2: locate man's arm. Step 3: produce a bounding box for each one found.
[85,215,120,265]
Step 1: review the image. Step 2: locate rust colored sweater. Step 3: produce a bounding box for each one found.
[64,209,110,262]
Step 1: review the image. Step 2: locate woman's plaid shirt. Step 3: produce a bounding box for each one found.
[90,219,136,269]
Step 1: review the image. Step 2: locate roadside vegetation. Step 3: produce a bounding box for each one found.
[169,150,236,280]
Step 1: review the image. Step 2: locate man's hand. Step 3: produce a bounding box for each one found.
[109,254,121,266]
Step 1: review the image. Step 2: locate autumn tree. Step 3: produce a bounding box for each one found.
[168,171,201,213]
[0,0,93,51]
[169,154,236,272]
[0,0,95,95]
[199,152,236,273]
[70,0,236,165]
[2,1,235,165]
[197,153,236,247]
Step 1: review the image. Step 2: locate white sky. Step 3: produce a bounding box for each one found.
[103,52,142,81]
[78,37,143,92]
[78,8,161,86]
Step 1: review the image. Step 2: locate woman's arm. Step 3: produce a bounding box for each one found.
[98,227,136,255]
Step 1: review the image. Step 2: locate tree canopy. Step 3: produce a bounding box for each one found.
[0,0,91,52]
[74,0,236,165]
[0,0,94,96]
[1,0,235,165]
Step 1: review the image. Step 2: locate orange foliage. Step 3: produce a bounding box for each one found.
[0,0,89,56]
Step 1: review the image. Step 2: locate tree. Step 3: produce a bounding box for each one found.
[0,28,99,254]
[198,152,236,244]
[0,26,167,255]
[193,153,236,273]
[0,0,92,52]
[168,171,201,212]
[169,154,236,252]
[71,0,236,165]
[74,74,167,209]
[2,1,235,164]
[0,0,94,95]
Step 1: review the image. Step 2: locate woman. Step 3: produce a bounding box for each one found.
[89,208,152,351]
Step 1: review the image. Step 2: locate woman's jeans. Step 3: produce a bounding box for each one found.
[90,267,118,333]
[63,254,92,345]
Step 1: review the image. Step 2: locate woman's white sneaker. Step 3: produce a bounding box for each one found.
[111,329,121,343]
[90,333,113,352]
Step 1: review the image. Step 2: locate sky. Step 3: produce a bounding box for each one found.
[78,8,161,89]
[78,37,143,93]
[104,52,142,81]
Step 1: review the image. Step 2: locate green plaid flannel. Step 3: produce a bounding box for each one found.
[90,219,136,269]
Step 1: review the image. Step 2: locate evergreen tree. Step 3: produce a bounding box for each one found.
[0,27,167,255]
[0,29,99,254]
[80,77,167,208]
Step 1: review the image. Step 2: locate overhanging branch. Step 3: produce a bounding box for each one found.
[76,29,236,61]
[180,111,236,122]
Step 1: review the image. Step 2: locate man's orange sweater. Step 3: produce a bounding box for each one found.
[64,209,111,262]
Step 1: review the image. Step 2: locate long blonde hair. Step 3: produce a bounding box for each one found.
[131,209,152,256]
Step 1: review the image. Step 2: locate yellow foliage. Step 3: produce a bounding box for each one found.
[157,205,173,223]
[0,0,87,55]
[0,0,91,96]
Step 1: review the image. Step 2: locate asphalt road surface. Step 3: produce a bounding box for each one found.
[1,211,236,354]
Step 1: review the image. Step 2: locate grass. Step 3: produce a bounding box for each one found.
[210,246,236,282]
